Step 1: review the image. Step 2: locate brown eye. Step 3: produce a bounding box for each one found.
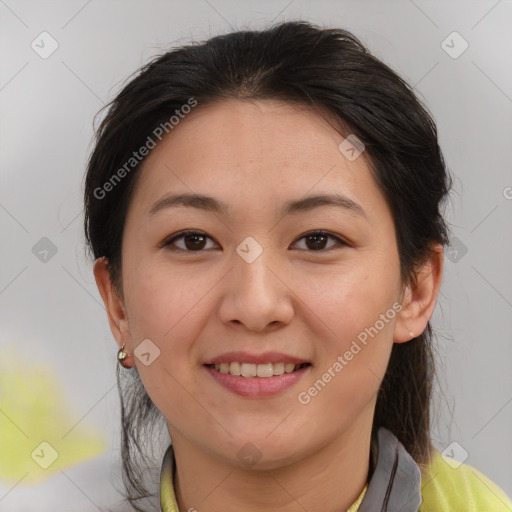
[163,231,218,252]
[292,231,347,251]
[183,233,207,250]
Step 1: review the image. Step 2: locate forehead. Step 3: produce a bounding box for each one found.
[145,99,350,167]
[127,99,390,225]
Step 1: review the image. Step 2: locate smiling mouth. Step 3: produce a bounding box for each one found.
[204,362,311,378]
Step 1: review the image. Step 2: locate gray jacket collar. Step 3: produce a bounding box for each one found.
[160,427,422,511]
[358,427,422,512]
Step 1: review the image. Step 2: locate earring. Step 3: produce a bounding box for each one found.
[117,343,135,369]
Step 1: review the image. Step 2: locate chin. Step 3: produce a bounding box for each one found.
[224,436,307,471]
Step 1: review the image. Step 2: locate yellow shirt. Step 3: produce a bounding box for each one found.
[160,449,512,511]
[419,449,512,511]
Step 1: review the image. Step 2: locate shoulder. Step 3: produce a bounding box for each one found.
[419,449,512,511]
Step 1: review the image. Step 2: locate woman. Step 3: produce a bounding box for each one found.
[84,21,512,512]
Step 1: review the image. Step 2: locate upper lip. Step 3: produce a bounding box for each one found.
[204,351,310,365]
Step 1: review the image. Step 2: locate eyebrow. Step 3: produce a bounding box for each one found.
[148,192,367,220]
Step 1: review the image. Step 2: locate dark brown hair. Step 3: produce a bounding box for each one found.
[84,20,452,510]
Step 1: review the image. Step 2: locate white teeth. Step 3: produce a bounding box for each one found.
[241,363,257,378]
[284,363,295,373]
[256,363,273,378]
[273,362,285,375]
[210,362,308,377]
[229,361,241,376]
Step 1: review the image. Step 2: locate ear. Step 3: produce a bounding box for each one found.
[394,243,444,343]
[93,257,132,351]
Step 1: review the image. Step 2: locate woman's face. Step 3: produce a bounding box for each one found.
[114,99,409,468]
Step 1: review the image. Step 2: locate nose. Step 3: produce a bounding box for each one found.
[217,247,294,332]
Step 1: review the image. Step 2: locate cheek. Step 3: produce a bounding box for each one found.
[121,266,184,360]
[122,261,216,412]
[124,260,211,341]
[295,261,400,346]
[294,263,398,401]
[123,272,205,430]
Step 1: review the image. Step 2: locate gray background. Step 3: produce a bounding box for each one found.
[1,0,511,509]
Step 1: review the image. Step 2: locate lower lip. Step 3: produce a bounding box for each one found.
[203,365,311,398]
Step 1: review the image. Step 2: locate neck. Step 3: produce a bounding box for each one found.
[168,411,373,512]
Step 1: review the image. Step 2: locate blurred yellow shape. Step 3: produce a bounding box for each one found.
[0,346,108,484]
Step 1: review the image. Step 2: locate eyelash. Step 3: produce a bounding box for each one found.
[161,230,349,253]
